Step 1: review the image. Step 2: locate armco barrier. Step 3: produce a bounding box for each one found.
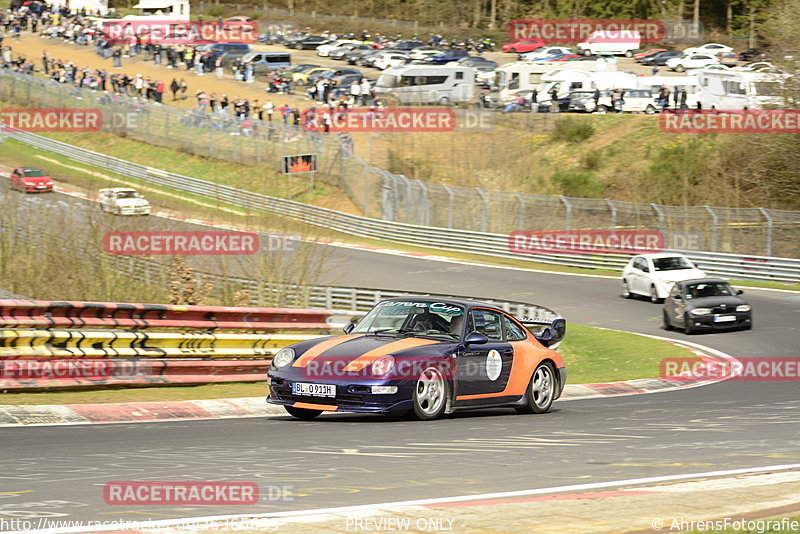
[0,300,361,331]
[0,359,270,391]
[4,130,799,283]
[0,330,318,359]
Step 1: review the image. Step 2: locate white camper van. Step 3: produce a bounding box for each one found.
[491,59,616,104]
[697,68,788,110]
[375,65,475,105]
[577,30,641,57]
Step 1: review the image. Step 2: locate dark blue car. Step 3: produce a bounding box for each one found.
[268,297,567,420]
[424,49,470,64]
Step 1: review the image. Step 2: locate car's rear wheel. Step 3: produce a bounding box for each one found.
[675,64,685,72]
[517,361,556,414]
[650,285,662,304]
[663,311,673,330]
[645,104,656,114]
[583,49,591,56]
[284,406,322,420]
[625,50,634,57]
[622,280,632,299]
[412,366,448,420]
[596,105,608,114]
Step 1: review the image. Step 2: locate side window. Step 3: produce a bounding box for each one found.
[632,258,644,270]
[471,310,503,342]
[455,71,464,80]
[503,315,527,341]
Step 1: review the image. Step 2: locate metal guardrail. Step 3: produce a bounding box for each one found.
[4,130,800,283]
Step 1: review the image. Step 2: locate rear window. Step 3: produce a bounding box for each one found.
[265,54,290,63]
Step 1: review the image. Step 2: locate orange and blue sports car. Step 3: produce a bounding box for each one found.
[267,297,567,420]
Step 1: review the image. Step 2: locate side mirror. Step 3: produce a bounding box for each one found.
[642,266,650,273]
[343,322,355,334]
[736,289,744,295]
[464,332,488,346]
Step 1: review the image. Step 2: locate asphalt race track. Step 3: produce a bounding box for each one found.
[1,187,799,527]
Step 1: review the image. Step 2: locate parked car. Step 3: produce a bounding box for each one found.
[390,40,425,51]
[374,52,410,70]
[10,167,53,193]
[663,278,752,334]
[683,43,733,57]
[267,297,567,420]
[622,253,706,303]
[564,89,658,114]
[666,53,719,72]
[410,49,445,62]
[331,44,371,60]
[99,188,151,216]
[640,51,683,66]
[502,39,546,53]
[635,48,667,61]
[316,39,361,56]
[292,66,329,84]
[240,52,291,74]
[308,67,362,84]
[519,46,574,61]
[739,48,767,62]
[197,43,251,63]
[424,49,470,64]
[286,35,329,50]
[718,52,739,67]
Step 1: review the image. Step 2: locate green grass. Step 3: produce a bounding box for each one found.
[0,324,698,405]
[559,324,697,384]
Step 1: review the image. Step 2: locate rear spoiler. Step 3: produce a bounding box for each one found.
[519,317,567,348]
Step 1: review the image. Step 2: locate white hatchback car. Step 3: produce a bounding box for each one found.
[682,43,733,57]
[621,253,706,303]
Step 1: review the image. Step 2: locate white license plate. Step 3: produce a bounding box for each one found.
[714,315,736,323]
[292,382,335,397]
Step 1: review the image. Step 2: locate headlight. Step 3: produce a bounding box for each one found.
[690,308,711,316]
[370,355,394,376]
[272,347,295,368]
[736,305,751,312]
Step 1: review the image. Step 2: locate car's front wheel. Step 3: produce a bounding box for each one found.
[675,64,685,72]
[412,366,448,420]
[663,311,673,330]
[284,406,322,420]
[645,104,656,114]
[622,280,632,299]
[650,285,662,304]
[684,317,696,335]
[516,361,556,414]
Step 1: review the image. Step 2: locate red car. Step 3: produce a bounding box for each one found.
[502,39,546,53]
[10,167,53,193]
[635,48,667,62]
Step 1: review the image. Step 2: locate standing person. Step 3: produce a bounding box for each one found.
[220,94,229,113]
[179,77,188,99]
[215,55,223,77]
[264,100,274,121]
[170,78,179,100]
[195,52,204,75]
[615,88,625,113]
[661,85,670,112]
[350,79,362,105]
[549,85,559,112]
[593,86,600,111]
[209,92,217,112]
[673,86,680,109]
[679,87,688,109]
[112,47,122,68]
[254,99,262,120]
[156,80,165,103]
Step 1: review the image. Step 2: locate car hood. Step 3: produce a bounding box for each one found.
[686,296,747,309]
[21,176,51,183]
[115,198,150,207]
[655,269,706,283]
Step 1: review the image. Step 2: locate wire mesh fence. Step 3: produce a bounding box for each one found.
[2,70,799,258]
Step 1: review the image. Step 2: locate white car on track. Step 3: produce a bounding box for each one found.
[99,187,151,216]
[621,253,706,303]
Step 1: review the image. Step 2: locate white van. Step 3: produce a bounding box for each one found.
[375,65,475,105]
[491,59,616,104]
[697,68,788,110]
[636,75,700,108]
[577,30,641,57]
[539,70,639,99]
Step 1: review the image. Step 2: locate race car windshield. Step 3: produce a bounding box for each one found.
[353,301,465,339]
[653,256,693,271]
[685,282,734,299]
[117,191,139,198]
[23,169,46,177]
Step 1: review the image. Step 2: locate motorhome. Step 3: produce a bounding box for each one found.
[122,0,190,20]
[538,70,639,100]
[636,75,700,107]
[491,59,616,104]
[576,30,641,57]
[375,65,475,105]
[696,67,789,110]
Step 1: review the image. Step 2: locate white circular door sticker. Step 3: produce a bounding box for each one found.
[486,350,502,381]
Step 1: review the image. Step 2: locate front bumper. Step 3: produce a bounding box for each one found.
[268,376,415,414]
[24,185,53,193]
[120,207,151,215]
[686,311,752,330]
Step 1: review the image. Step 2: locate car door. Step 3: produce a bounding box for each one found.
[627,257,645,294]
[456,308,514,398]
[667,283,689,324]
